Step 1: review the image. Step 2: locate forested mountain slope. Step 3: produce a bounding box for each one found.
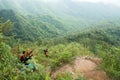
[0,0,120,41]
[0,9,67,41]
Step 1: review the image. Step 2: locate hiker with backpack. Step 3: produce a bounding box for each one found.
[19,49,36,71]
[19,49,33,64]
[43,48,49,57]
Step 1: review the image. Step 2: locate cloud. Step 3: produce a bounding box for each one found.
[33,0,61,3]
[21,0,120,7]
[72,0,120,6]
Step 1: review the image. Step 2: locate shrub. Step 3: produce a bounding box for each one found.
[101,47,120,80]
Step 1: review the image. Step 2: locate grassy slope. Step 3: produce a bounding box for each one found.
[7,25,119,80]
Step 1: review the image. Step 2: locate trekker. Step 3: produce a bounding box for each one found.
[19,49,36,71]
[43,48,48,57]
[19,51,25,63]
[19,49,34,65]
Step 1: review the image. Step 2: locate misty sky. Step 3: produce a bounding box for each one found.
[37,0,120,7]
[74,0,120,5]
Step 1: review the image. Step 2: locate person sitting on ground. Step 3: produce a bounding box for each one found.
[43,48,48,57]
[19,49,34,65]
[19,49,37,71]
[19,51,25,63]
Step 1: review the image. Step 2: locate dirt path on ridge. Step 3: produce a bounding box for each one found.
[51,56,110,80]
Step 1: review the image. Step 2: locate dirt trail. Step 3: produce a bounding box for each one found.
[52,56,110,80]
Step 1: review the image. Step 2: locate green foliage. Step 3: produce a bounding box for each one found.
[15,63,52,80]
[56,72,74,80]
[46,42,93,70]
[1,20,13,35]
[62,27,120,55]
[0,19,13,38]
[0,19,17,80]
[0,42,18,80]
[76,76,86,80]
[56,72,86,80]
[101,47,120,80]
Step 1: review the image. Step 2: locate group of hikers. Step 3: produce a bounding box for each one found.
[18,48,48,71]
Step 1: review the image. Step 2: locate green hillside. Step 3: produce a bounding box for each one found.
[0,0,120,41]
[0,9,68,41]
[0,9,92,41]
[1,19,120,80]
[0,0,120,80]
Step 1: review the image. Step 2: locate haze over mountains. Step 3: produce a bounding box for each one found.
[1,0,120,19]
[0,0,120,41]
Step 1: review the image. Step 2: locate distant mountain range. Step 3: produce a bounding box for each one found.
[1,0,120,19]
[0,0,120,41]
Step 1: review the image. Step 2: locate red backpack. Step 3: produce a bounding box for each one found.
[19,54,25,62]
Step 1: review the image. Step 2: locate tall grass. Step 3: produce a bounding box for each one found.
[101,46,120,80]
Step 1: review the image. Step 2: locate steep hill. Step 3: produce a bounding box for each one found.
[0,9,67,41]
[0,0,120,41]
[1,19,120,80]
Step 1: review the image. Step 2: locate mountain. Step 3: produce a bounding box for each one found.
[1,1,120,80]
[0,0,120,41]
[1,0,120,19]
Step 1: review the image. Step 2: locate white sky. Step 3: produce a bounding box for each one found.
[73,0,120,6]
[34,0,120,7]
